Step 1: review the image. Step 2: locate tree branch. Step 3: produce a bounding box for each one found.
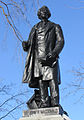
[0,0,23,42]
[0,102,24,120]
[0,91,28,107]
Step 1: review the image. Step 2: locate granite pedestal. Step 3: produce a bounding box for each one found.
[19,107,71,120]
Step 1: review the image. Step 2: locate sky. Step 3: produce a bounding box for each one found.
[0,0,84,120]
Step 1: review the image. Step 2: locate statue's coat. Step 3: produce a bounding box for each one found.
[22,21,64,88]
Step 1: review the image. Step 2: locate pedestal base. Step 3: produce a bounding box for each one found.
[19,107,71,120]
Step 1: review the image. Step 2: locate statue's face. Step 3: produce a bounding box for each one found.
[37,6,51,20]
[40,9,48,19]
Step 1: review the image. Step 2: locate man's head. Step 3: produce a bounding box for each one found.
[37,6,51,20]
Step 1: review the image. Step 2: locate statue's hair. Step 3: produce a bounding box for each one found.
[37,6,51,20]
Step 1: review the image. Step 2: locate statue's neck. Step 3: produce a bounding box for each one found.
[41,19,48,23]
[41,19,49,25]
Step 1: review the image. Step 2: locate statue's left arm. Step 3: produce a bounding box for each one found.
[52,24,64,57]
[46,24,64,61]
[41,24,64,67]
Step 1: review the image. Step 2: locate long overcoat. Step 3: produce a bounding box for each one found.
[22,21,64,88]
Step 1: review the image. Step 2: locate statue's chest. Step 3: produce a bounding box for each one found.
[36,26,47,39]
[36,27,49,48]
[36,23,52,41]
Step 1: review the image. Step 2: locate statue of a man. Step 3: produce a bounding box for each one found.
[22,6,64,108]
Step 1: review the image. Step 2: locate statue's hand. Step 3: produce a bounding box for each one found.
[46,52,52,59]
[46,52,55,61]
[46,52,58,60]
[22,41,28,51]
[38,56,54,67]
[45,52,58,67]
[38,52,58,67]
[22,41,27,47]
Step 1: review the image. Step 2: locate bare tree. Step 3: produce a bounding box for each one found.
[0,0,39,119]
[61,64,84,103]
[0,0,39,42]
[0,0,25,42]
[62,0,84,103]
[0,0,40,64]
[0,80,29,120]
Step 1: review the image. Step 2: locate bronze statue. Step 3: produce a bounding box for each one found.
[22,6,64,109]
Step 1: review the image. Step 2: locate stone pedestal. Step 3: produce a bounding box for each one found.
[19,107,71,120]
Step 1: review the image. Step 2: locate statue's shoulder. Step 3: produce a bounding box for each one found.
[48,21,61,29]
[30,23,40,33]
[55,24,62,30]
[51,22,61,28]
[33,22,41,30]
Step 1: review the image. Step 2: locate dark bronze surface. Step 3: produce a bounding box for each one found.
[22,6,64,109]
